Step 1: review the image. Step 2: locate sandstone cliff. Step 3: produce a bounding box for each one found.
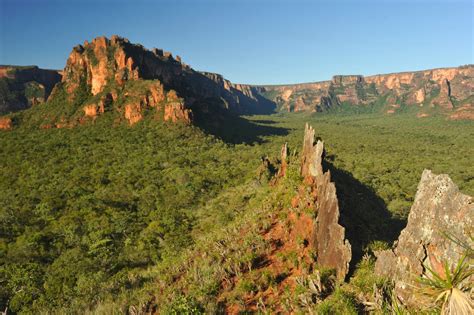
[0,65,61,114]
[4,36,274,129]
[255,65,474,119]
[59,36,273,123]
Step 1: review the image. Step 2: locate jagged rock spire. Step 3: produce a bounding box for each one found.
[301,123,324,178]
[300,123,352,280]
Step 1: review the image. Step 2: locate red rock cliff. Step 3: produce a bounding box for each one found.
[256,65,474,119]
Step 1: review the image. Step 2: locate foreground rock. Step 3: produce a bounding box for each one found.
[299,123,352,280]
[375,170,474,307]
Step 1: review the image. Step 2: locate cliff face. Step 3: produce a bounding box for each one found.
[256,65,474,119]
[0,65,61,114]
[5,36,274,129]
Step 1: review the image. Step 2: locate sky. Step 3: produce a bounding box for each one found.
[0,0,472,85]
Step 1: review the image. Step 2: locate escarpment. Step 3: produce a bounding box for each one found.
[59,35,275,121]
[256,65,474,119]
[3,35,274,129]
[0,65,61,114]
[375,170,473,308]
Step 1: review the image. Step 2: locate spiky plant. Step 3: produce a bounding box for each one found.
[418,254,473,315]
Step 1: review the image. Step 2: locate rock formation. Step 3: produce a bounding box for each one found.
[82,93,112,118]
[255,65,474,119]
[0,65,61,114]
[0,117,12,130]
[375,170,474,307]
[299,124,352,280]
[59,35,273,114]
[300,123,324,179]
[312,169,352,280]
[3,35,274,129]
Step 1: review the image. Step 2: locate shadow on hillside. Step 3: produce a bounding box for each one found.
[249,119,278,125]
[192,101,289,145]
[322,161,407,277]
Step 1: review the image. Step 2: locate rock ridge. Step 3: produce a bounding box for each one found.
[299,123,352,280]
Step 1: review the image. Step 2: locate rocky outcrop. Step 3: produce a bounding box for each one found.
[0,65,61,114]
[312,169,352,280]
[82,93,112,118]
[299,124,352,280]
[300,124,324,179]
[59,35,273,115]
[124,102,143,125]
[15,35,274,129]
[256,65,474,119]
[374,170,474,307]
[0,117,12,130]
[62,36,139,97]
[164,103,192,123]
[449,104,474,120]
[164,90,192,123]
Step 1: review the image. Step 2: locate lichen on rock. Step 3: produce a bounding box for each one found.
[374,169,474,307]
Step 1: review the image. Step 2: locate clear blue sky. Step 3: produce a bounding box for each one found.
[0,0,472,84]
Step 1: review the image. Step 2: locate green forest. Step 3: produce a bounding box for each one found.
[1,112,473,313]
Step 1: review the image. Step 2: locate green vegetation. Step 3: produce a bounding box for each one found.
[1,109,473,313]
[416,233,473,314]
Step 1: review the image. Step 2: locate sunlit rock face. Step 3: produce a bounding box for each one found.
[0,117,12,130]
[256,65,474,119]
[61,35,273,115]
[300,123,352,280]
[14,35,274,129]
[375,169,474,308]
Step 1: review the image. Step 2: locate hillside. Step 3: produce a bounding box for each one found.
[1,112,473,313]
[253,65,474,119]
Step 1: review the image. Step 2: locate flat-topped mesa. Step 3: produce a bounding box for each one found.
[299,124,352,280]
[258,65,473,118]
[375,170,474,308]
